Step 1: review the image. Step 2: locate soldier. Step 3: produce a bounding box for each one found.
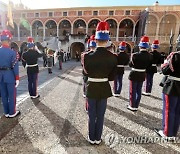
[81,35,96,112]
[82,21,118,145]
[57,49,63,70]
[113,41,130,97]
[0,30,20,118]
[155,45,180,139]
[128,36,153,111]
[47,48,54,74]
[142,40,162,96]
[22,37,43,99]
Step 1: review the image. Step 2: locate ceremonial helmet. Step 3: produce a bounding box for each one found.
[151,40,159,49]
[0,30,13,41]
[95,21,110,40]
[27,36,35,48]
[119,41,126,50]
[89,35,96,47]
[138,36,149,48]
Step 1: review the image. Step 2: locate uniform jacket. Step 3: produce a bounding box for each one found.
[116,51,130,75]
[162,51,180,96]
[146,50,162,73]
[128,50,153,82]
[22,49,43,74]
[0,45,19,83]
[83,47,118,99]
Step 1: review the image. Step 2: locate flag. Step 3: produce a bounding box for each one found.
[20,17,30,30]
[6,0,14,29]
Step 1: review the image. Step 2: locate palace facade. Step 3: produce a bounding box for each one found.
[1,1,180,56]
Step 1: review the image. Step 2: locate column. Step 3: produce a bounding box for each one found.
[86,25,88,34]
[30,26,32,37]
[155,21,160,40]
[132,24,136,42]
[43,25,45,41]
[71,26,73,34]
[57,26,59,37]
[116,26,119,42]
[17,25,20,41]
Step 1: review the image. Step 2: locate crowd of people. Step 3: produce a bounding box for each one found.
[0,20,179,146]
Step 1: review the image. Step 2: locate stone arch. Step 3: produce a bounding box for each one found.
[105,19,117,40]
[31,20,43,41]
[119,18,134,41]
[45,19,57,37]
[158,14,177,39]
[73,19,86,34]
[58,19,71,37]
[88,19,100,36]
[146,14,158,36]
[70,42,85,58]
[19,19,31,37]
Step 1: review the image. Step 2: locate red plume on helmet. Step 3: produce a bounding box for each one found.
[95,21,110,40]
[138,35,150,48]
[151,40,160,49]
[27,36,35,48]
[0,30,13,41]
[27,36,34,43]
[152,40,159,45]
[119,41,126,50]
[90,35,95,41]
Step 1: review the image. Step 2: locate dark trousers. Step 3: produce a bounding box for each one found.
[58,60,62,69]
[162,94,180,137]
[144,73,154,93]
[129,80,143,108]
[87,98,107,141]
[27,73,38,97]
[0,82,16,115]
[114,74,123,94]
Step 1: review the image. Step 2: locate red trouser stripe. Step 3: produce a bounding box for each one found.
[130,80,132,107]
[164,94,169,136]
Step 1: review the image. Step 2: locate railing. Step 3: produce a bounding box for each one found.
[118,37,134,42]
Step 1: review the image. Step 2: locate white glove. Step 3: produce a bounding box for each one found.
[15,80,19,88]
[35,45,42,54]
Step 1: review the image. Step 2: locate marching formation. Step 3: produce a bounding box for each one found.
[0,19,179,147]
[81,21,180,144]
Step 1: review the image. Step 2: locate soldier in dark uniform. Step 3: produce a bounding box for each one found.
[46,48,54,74]
[57,49,63,70]
[142,40,162,96]
[22,37,43,99]
[0,30,20,118]
[81,35,96,112]
[82,21,118,145]
[128,36,153,111]
[155,46,180,138]
[113,41,130,97]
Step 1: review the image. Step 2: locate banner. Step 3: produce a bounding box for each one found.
[6,0,14,29]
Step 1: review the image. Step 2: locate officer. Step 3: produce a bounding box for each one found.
[128,36,153,111]
[155,45,180,139]
[142,40,162,96]
[22,37,43,99]
[113,41,130,97]
[82,21,118,145]
[0,30,20,118]
[81,35,96,112]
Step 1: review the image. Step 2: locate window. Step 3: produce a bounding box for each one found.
[109,11,114,16]
[49,12,53,17]
[35,13,39,17]
[63,12,67,16]
[78,11,82,16]
[125,10,131,15]
[93,11,98,16]
[22,13,26,18]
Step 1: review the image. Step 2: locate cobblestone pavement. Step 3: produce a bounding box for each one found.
[0,62,179,154]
